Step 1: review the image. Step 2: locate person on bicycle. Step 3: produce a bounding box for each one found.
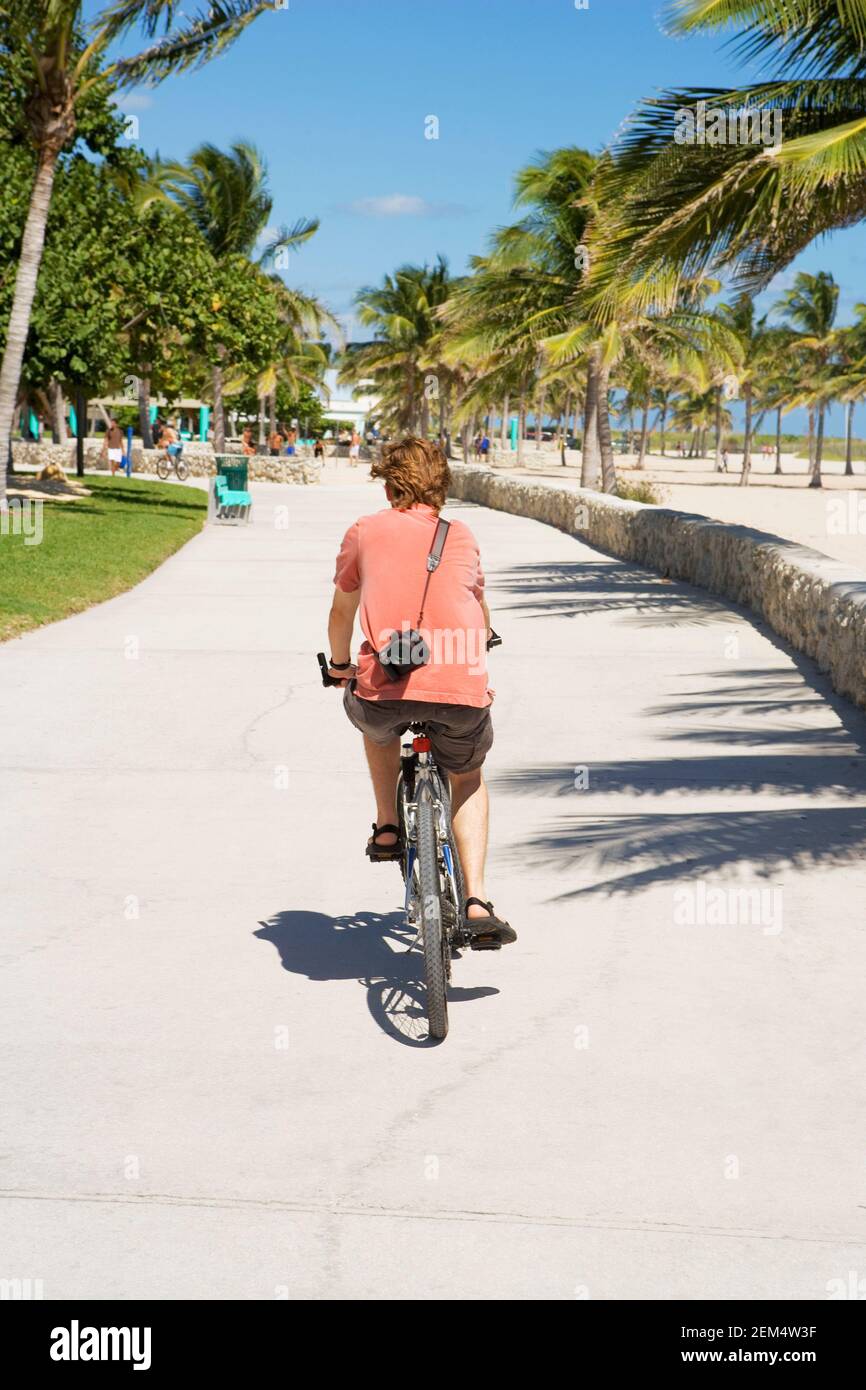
[324,436,515,948]
[159,419,179,459]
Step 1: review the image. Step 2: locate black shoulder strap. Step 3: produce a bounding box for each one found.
[416,517,451,627]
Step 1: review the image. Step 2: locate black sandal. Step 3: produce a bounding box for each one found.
[464,898,517,950]
[365,823,402,862]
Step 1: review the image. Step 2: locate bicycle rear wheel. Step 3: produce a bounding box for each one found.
[437,775,465,951]
[175,459,189,481]
[416,794,448,1039]
[156,458,169,480]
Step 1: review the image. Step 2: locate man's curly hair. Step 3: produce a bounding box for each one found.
[370,436,451,510]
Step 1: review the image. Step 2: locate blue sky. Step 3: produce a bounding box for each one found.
[106,0,866,434]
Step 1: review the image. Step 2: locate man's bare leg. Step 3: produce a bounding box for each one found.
[362,734,401,846]
[449,768,489,919]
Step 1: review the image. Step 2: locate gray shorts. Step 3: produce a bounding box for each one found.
[343,687,493,773]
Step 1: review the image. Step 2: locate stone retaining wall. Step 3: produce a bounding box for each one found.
[11,440,320,485]
[447,462,866,710]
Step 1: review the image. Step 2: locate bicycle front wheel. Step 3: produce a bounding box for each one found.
[416,795,448,1039]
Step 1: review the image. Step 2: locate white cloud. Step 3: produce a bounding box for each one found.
[343,193,467,218]
[351,194,429,216]
[115,91,153,113]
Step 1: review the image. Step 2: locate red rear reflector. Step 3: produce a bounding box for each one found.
[412,735,431,752]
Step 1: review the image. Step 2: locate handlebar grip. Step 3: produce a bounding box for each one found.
[486,629,502,651]
[317,652,340,687]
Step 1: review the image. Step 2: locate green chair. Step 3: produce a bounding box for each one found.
[213,469,251,523]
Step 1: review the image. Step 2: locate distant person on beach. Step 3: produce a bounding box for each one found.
[480,432,490,461]
[268,429,283,457]
[349,430,361,465]
[103,418,124,475]
[314,438,326,463]
[241,426,255,457]
[720,445,729,472]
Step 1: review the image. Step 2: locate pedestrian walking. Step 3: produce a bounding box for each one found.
[102,418,125,475]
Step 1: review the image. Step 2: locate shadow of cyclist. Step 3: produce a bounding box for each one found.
[255,908,498,1047]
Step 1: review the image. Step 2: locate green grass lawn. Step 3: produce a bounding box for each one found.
[0,475,207,642]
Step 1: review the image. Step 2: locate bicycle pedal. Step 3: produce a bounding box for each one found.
[469,935,502,952]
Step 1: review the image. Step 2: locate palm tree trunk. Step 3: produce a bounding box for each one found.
[713,386,723,471]
[269,391,277,437]
[48,379,67,445]
[212,359,226,454]
[806,407,815,474]
[0,149,61,504]
[844,400,855,476]
[637,402,650,468]
[739,384,753,487]
[138,372,154,449]
[420,395,430,438]
[535,387,545,447]
[774,405,783,474]
[659,399,667,456]
[810,405,825,488]
[581,351,602,489]
[499,393,509,452]
[439,381,450,450]
[516,395,526,466]
[461,421,471,463]
[597,361,617,494]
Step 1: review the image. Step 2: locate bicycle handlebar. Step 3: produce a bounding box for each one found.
[317,630,502,688]
[316,652,342,687]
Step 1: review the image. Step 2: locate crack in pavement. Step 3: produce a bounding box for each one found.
[0,1189,862,1246]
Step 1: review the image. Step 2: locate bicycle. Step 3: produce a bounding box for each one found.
[317,629,501,1041]
[156,440,189,482]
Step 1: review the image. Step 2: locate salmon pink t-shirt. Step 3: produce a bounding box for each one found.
[333,503,491,707]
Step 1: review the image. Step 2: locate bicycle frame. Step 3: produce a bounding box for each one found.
[400,731,466,948]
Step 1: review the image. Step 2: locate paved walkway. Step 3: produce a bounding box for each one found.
[2,478,866,1299]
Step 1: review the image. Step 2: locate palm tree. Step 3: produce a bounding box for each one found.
[827,307,866,476]
[0,0,272,502]
[775,271,840,487]
[139,141,322,451]
[340,258,453,437]
[438,150,602,480]
[590,2,866,312]
[714,295,774,486]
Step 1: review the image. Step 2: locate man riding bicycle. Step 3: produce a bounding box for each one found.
[324,436,515,948]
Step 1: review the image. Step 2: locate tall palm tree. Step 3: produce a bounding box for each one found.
[832,305,866,476]
[590,1,866,313]
[340,258,453,436]
[715,294,773,485]
[140,141,321,451]
[0,0,271,502]
[775,271,840,487]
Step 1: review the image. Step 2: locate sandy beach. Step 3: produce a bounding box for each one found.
[504,448,866,572]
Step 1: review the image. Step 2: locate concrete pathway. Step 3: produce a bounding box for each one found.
[2,477,865,1300]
